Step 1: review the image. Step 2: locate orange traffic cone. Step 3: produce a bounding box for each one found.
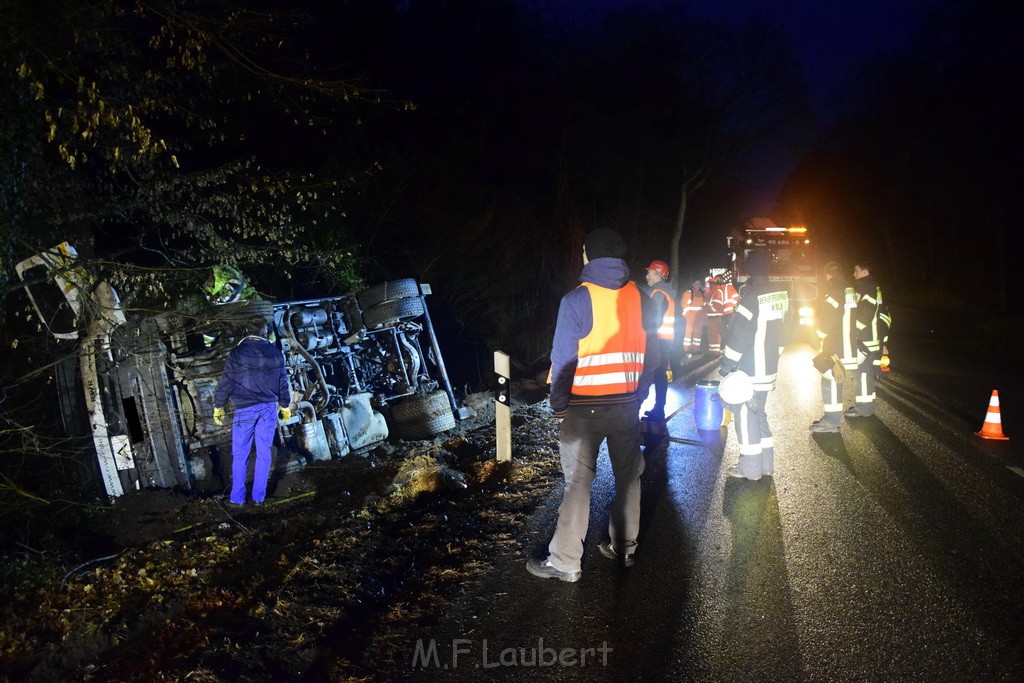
[975,390,1009,440]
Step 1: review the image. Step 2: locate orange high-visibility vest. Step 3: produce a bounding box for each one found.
[706,281,737,316]
[681,290,705,315]
[722,283,738,314]
[650,286,676,340]
[573,282,647,396]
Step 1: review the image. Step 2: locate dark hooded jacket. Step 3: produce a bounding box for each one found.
[549,258,660,418]
[214,336,290,410]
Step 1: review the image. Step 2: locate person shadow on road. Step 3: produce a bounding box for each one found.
[720,477,804,679]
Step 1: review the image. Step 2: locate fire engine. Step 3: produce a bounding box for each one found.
[728,217,819,340]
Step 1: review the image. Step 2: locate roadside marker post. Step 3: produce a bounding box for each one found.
[494,351,512,462]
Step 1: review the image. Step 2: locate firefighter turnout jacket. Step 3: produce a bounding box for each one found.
[854,274,891,366]
[816,278,859,369]
[721,277,789,392]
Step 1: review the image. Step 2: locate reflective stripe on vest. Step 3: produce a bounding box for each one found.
[706,282,736,315]
[574,282,646,395]
[682,292,705,314]
[651,286,676,340]
[722,283,738,314]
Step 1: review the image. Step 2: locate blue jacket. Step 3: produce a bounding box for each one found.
[214,336,290,410]
[549,258,660,417]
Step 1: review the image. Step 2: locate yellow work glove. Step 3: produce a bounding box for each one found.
[213,406,226,426]
[278,406,292,422]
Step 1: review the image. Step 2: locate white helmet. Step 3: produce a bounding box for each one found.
[719,370,753,404]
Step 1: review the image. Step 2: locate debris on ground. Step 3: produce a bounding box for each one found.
[0,386,562,681]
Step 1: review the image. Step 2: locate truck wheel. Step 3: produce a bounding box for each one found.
[201,300,275,344]
[213,300,274,323]
[357,278,420,311]
[362,297,425,328]
[391,390,456,440]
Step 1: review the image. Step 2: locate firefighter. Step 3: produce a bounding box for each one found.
[643,259,675,419]
[846,260,891,418]
[809,261,858,432]
[528,228,658,581]
[680,277,706,358]
[704,268,738,354]
[719,251,788,480]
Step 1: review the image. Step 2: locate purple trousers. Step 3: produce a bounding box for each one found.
[230,402,278,504]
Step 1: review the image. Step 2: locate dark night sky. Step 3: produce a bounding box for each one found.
[525,0,929,121]
[522,0,933,215]
[688,0,927,120]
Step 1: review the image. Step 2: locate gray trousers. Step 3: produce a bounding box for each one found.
[548,401,645,573]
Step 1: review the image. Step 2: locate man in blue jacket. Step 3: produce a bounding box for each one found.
[528,228,659,582]
[214,315,291,505]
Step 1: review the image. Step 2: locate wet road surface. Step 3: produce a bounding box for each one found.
[409,317,1024,681]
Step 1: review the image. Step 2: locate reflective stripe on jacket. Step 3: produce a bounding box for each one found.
[722,279,789,391]
[681,291,705,316]
[573,281,647,395]
[705,282,738,316]
[817,280,859,368]
[650,286,676,340]
[855,276,888,357]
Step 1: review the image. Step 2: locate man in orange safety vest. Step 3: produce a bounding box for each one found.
[680,277,706,358]
[704,268,738,354]
[642,259,675,420]
[528,228,659,581]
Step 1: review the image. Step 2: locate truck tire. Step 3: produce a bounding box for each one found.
[213,300,274,324]
[357,278,420,311]
[362,297,425,328]
[391,390,456,440]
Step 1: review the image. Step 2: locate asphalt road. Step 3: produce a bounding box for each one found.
[409,313,1024,682]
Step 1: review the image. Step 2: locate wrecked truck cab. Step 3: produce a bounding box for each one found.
[14,252,469,499]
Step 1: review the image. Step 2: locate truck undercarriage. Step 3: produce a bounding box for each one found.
[15,245,467,499]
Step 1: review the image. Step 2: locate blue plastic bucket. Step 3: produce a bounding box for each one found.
[695,380,724,430]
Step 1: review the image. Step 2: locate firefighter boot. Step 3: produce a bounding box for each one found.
[727,453,763,481]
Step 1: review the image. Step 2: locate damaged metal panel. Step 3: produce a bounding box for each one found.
[15,250,465,499]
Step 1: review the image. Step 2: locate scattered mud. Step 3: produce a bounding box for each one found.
[0,387,561,682]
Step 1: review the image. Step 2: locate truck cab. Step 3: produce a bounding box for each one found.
[728,221,820,341]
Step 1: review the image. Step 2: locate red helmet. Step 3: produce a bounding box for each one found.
[647,260,670,279]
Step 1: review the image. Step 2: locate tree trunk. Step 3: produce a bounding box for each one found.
[670,181,688,292]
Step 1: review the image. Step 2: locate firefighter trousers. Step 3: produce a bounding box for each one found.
[725,389,774,478]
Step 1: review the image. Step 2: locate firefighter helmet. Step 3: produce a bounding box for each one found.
[719,370,754,404]
[647,260,670,279]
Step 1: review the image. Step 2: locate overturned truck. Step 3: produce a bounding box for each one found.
[16,245,469,498]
